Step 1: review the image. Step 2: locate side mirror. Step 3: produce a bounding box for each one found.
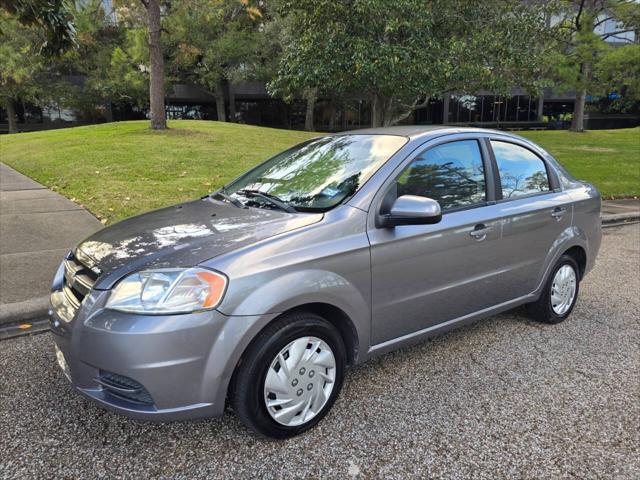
[379,195,442,228]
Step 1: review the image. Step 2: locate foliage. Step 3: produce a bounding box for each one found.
[167,0,265,107]
[0,13,48,107]
[0,0,76,55]
[549,0,640,129]
[54,1,148,119]
[1,0,637,132]
[106,29,150,107]
[269,0,554,126]
[594,44,640,109]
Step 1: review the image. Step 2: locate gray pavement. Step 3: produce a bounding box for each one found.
[0,224,638,479]
[0,163,101,324]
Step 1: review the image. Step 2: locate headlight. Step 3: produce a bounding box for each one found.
[106,268,227,314]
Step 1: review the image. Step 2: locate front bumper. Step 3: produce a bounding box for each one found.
[49,285,276,421]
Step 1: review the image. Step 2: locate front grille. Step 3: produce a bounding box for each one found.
[96,370,155,406]
[62,251,99,307]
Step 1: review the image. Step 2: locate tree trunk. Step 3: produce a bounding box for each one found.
[442,94,450,124]
[228,83,236,122]
[371,93,383,127]
[341,104,347,130]
[105,101,114,123]
[5,99,18,134]
[328,102,336,131]
[144,0,166,130]
[571,90,587,132]
[382,97,394,126]
[304,88,316,131]
[570,62,589,132]
[536,95,544,122]
[215,81,226,122]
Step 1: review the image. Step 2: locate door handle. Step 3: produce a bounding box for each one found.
[469,224,492,240]
[551,207,567,220]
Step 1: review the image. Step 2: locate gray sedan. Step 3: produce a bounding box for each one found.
[49,126,601,438]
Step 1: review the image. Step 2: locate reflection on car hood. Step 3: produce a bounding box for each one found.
[75,198,323,289]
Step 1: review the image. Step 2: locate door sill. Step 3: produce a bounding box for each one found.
[367,294,535,358]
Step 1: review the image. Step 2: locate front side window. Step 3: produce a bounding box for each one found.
[226,135,407,212]
[396,140,486,211]
[491,141,550,198]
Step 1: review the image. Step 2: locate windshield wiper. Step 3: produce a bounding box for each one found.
[237,189,297,213]
[211,190,244,208]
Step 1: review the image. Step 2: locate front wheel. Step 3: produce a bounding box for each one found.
[527,254,580,324]
[230,311,346,438]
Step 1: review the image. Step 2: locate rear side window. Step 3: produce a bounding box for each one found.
[396,140,486,210]
[491,141,550,198]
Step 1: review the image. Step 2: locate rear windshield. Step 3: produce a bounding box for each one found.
[225,134,407,212]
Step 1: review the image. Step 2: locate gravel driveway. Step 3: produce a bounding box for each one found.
[1,224,638,479]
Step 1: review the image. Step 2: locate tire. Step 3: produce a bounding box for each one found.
[527,254,580,324]
[230,311,346,439]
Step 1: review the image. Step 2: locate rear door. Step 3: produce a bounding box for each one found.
[368,135,507,345]
[487,138,573,298]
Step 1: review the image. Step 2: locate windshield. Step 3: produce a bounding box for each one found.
[224,134,407,212]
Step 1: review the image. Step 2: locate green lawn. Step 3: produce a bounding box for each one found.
[0,121,316,223]
[1,121,638,223]
[520,128,640,200]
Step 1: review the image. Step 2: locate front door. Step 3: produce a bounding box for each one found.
[368,138,506,345]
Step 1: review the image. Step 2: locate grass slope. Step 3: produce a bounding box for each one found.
[520,128,639,200]
[1,121,638,223]
[1,121,315,223]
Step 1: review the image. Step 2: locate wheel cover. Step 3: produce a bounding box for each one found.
[263,336,336,427]
[550,264,577,315]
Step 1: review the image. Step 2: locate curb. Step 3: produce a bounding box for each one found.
[0,318,50,341]
[0,295,49,326]
[601,212,640,226]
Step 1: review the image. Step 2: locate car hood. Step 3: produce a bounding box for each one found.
[75,198,323,289]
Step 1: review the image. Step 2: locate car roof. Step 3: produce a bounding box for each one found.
[338,125,509,141]
[341,125,450,136]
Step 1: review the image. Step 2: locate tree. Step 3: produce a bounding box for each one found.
[106,29,152,111]
[269,0,553,127]
[0,0,76,55]
[0,14,47,133]
[263,5,320,130]
[168,0,264,122]
[31,1,151,123]
[595,43,640,111]
[1,1,76,133]
[140,0,166,129]
[551,0,640,132]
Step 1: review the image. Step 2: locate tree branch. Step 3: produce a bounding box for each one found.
[575,0,586,31]
[390,96,431,125]
[602,34,635,43]
[594,16,613,27]
[601,29,635,39]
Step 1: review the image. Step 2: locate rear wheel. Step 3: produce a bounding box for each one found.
[527,254,580,324]
[230,311,346,438]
